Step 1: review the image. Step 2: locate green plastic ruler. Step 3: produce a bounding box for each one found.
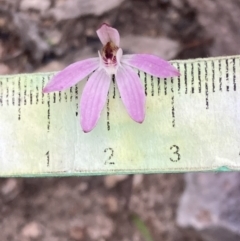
[0,55,240,177]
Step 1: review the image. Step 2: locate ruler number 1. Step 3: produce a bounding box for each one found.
[170,145,181,162]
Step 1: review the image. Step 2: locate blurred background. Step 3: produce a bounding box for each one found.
[1,0,240,240]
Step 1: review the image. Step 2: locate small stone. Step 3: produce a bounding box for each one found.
[105,196,119,214]
[13,13,50,62]
[36,61,65,73]
[45,30,62,46]
[48,0,125,21]
[85,28,95,37]
[21,222,43,239]
[0,63,10,75]
[1,179,22,201]
[0,17,6,27]
[0,43,3,59]
[187,0,240,56]
[177,173,240,241]
[120,35,180,60]
[133,175,144,190]
[20,0,51,12]
[69,226,84,240]
[87,214,114,240]
[77,182,89,193]
[104,175,128,189]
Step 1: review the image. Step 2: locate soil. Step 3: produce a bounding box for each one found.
[0,0,239,240]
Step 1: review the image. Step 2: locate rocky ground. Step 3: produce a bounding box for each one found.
[0,0,240,240]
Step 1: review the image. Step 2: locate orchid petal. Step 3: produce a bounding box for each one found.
[96,23,120,46]
[43,58,99,93]
[80,68,111,133]
[116,48,123,66]
[122,54,180,78]
[116,64,145,123]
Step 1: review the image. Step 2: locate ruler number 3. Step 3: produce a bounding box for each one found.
[170,145,181,162]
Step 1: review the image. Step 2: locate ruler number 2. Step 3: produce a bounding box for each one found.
[170,145,181,162]
[104,148,115,165]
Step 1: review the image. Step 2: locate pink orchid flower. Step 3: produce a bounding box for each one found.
[43,24,180,133]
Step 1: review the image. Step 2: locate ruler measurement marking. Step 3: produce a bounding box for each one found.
[144,72,147,96]
[53,93,56,104]
[46,76,54,115]
[58,78,62,103]
[58,91,61,103]
[164,78,167,95]
[151,75,154,96]
[191,63,194,94]
[112,75,116,99]
[171,78,174,94]
[70,87,73,102]
[212,60,215,93]
[171,77,175,127]
[30,78,33,105]
[41,78,45,104]
[24,78,27,106]
[47,94,50,132]
[47,74,51,81]
[6,78,9,106]
[233,58,236,91]
[205,61,209,109]
[184,63,188,94]
[36,80,39,105]
[75,84,79,116]
[11,78,15,106]
[157,78,161,96]
[219,60,222,91]
[18,78,21,120]
[226,59,230,92]
[198,63,201,93]
[64,89,68,102]
[107,98,110,131]
[177,63,181,94]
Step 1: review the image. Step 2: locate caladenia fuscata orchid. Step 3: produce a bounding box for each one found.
[43,24,180,133]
